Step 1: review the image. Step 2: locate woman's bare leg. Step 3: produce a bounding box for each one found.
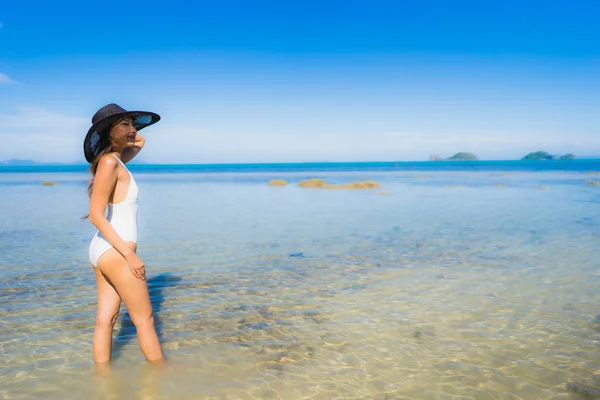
[97,244,164,363]
[93,265,122,367]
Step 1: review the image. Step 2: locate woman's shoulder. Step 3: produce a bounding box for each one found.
[97,154,119,170]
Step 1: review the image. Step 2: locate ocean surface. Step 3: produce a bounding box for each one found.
[1,160,599,400]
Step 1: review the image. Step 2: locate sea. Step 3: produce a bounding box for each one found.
[0,160,599,400]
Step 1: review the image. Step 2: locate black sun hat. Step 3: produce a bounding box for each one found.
[83,103,160,163]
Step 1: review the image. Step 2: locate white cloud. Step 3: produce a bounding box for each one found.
[138,122,371,163]
[0,73,14,84]
[0,107,88,131]
[383,132,418,137]
[1,105,598,163]
[0,107,89,162]
[110,121,600,163]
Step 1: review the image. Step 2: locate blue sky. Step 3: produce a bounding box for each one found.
[1,0,599,163]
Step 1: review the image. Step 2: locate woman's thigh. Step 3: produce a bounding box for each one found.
[96,243,154,322]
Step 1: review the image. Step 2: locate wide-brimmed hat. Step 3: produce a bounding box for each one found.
[83,103,160,163]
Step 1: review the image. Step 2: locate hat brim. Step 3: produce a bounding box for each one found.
[83,111,160,163]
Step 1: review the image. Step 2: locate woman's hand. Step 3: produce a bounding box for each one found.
[121,134,145,164]
[126,253,146,280]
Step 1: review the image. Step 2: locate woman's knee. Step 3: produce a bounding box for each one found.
[96,311,120,329]
[130,311,155,329]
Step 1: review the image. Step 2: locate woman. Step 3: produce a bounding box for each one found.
[83,103,164,369]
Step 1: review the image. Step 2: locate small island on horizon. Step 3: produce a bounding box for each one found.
[429,152,479,161]
[428,151,580,162]
[0,158,39,166]
[521,151,576,160]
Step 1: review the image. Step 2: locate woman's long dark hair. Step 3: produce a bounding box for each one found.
[82,124,116,220]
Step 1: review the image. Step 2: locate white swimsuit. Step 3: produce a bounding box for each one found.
[88,154,139,267]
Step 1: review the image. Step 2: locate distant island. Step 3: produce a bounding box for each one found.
[521,151,576,160]
[0,158,39,166]
[429,152,479,161]
[446,152,479,161]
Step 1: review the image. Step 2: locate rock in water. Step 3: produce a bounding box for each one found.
[296,179,381,189]
[297,179,329,188]
[591,314,600,332]
[566,382,600,398]
[341,180,381,189]
[267,179,288,186]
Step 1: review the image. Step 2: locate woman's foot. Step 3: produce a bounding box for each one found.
[95,361,112,377]
[148,357,166,369]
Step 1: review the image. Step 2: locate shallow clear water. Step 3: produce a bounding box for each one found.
[1,162,600,399]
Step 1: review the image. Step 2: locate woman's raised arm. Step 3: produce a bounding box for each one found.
[121,134,145,164]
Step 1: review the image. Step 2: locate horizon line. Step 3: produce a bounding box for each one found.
[2,158,600,167]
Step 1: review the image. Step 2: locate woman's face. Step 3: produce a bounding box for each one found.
[109,117,137,151]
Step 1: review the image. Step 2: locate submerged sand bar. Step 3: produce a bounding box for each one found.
[296,179,381,189]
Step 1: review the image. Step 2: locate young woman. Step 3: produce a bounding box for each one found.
[83,103,164,369]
